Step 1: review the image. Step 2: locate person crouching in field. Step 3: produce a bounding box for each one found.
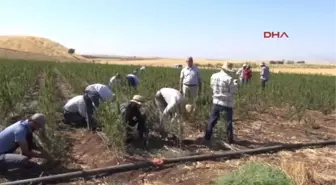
[140,66,146,74]
[126,72,141,88]
[204,62,238,144]
[84,83,114,103]
[120,95,148,144]
[179,57,202,102]
[62,88,114,131]
[155,88,193,138]
[109,73,122,88]
[0,113,53,176]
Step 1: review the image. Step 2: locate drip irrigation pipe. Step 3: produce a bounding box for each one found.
[1,140,335,185]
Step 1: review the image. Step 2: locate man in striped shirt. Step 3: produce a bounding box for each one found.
[204,62,238,144]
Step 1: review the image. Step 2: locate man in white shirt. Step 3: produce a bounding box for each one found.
[63,95,99,131]
[236,63,247,84]
[139,66,146,74]
[155,88,192,128]
[179,57,202,101]
[84,83,114,103]
[204,62,238,144]
[126,73,140,88]
[109,73,122,88]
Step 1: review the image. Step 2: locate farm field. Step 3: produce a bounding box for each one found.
[0,58,335,185]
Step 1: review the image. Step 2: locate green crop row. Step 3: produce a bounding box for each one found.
[0,59,335,156]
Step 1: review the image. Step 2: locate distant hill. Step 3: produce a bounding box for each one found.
[0,35,87,61]
[82,54,161,61]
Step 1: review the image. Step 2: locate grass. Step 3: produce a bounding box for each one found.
[216,162,294,185]
[0,58,335,183]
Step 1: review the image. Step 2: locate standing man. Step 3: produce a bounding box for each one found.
[0,113,52,174]
[204,62,238,144]
[179,57,202,102]
[120,95,147,144]
[260,62,270,90]
[236,63,247,84]
[243,64,252,84]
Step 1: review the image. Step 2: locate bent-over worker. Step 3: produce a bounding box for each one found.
[179,57,202,101]
[155,88,190,125]
[126,73,140,88]
[204,62,238,144]
[0,113,52,174]
[109,73,122,88]
[140,66,146,74]
[120,95,147,143]
[84,83,114,104]
[63,94,100,131]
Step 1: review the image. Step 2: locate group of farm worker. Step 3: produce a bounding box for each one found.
[0,57,270,175]
[235,62,270,89]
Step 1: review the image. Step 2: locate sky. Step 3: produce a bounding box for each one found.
[0,0,335,62]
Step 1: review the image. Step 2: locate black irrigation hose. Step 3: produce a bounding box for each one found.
[1,140,335,185]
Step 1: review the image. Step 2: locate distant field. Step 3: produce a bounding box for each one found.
[92,58,336,76]
[0,35,334,76]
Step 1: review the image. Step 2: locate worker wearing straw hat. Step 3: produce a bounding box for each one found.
[120,95,148,144]
[0,113,53,174]
[204,62,239,144]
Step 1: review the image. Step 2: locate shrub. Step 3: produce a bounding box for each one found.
[216,162,294,185]
[68,48,75,54]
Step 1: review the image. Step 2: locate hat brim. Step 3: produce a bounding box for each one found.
[130,99,143,105]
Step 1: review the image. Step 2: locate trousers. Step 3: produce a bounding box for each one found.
[204,104,234,143]
[0,153,40,172]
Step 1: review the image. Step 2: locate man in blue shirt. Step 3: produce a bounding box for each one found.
[0,113,52,174]
[126,72,140,88]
